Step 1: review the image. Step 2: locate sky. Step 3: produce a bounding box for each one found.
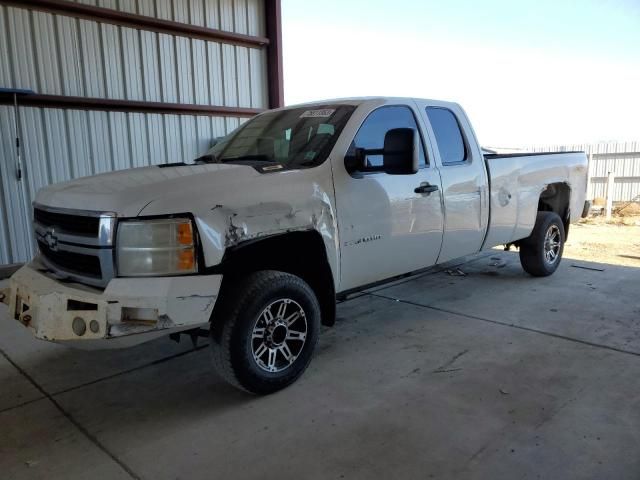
[281,0,640,148]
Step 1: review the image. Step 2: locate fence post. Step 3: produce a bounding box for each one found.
[606,171,615,220]
[586,150,593,200]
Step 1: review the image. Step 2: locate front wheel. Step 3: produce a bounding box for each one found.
[210,270,321,394]
[519,211,565,277]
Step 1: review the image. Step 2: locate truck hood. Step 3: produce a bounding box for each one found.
[35,163,261,217]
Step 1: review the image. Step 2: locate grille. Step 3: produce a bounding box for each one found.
[37,240,102,278]
[34,207,100,236]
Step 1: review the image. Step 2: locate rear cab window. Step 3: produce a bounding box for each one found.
[425,107,467,165]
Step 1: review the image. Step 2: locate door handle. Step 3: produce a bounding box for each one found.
[414,183,439,194]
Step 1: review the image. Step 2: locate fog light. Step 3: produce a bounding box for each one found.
[89,320,100,333]
[72,317,86,336]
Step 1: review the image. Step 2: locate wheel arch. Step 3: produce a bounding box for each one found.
[538,182,571,239]
[209,230,336,327]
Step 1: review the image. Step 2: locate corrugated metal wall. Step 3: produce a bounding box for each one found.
[529,141,640,202]
[0,0,269,265]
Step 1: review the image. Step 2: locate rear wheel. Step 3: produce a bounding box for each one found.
[519,211,565,277]
[210,270,320,394]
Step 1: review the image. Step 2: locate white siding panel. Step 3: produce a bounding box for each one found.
[212,116,226,138]
[32,12,61,95]
[164,115,182,162]
[236,46,251,107]
[222,44,238,106]
[205,0,222,29]
[7,8,38,91]
[173,1,190,24]
[246,0,264,36]
[79,20,106,97]
[234,0,248,34]
[207,42,225,105]
[0,106,32,263]
[249,48,266,108]
[196,116,214,154]
[147,114,167,164]
[21,108,51,196]
[66,110,93,178]
[0,8,12,87]
[57,16,85,96]
[159,34,178,103]
[119,0,137,14]
[190,0,206,26]
[219,0,235,31]
[137,0,156,17]
[192,39,210,104]
[88,110,114,173]
[42,109,73,184]
[176,37,194,104]
[129,113,150,168]
[122,27,144,100]
[140,30,161,101]
[180,116,198,161]
[109,112,132,171]
[156,0,173,21]
[101,24,125,98]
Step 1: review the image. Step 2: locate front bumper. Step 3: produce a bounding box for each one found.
[4,258,222,349]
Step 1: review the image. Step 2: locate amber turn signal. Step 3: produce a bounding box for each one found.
[177,222,194,245]
[178,249,195,271]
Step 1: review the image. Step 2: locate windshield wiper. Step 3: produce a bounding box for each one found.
[194,153,218,164]
[221,154,273,163]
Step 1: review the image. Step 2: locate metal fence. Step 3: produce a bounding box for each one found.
[528,141,640,202]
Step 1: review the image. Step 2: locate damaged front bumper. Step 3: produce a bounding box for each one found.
[4,259,222,349]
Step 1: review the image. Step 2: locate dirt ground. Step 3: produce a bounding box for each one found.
[564,215,640,267]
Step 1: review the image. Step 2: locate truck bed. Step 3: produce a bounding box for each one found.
[482,151,588,249]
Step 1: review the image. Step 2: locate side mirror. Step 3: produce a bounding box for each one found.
[382,128,419,175]
[345,128,419,175]
[344,147,367,172]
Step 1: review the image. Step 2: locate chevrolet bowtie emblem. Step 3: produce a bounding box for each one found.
[44,228,59,251]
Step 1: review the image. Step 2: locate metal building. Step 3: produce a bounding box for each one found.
[0,0,283,265]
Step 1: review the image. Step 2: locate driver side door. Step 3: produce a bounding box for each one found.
[332,104,444,291]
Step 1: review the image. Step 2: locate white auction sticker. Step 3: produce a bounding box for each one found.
[300,109,335,118]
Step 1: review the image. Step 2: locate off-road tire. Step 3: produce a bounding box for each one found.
[210,270,321,394]
[519,211,565,277]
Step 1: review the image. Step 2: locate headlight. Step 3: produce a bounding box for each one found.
[116,218,197,276]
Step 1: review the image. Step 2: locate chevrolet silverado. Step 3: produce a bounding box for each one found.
[1,97,588,393]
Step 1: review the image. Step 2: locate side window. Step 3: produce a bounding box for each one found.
[348,106,427,169]
[425,107,467,165]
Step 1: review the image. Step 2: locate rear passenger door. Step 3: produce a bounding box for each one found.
[417,102,489,263]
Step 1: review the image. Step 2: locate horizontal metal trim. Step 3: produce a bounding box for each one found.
[119,246,194,252]
[33,202,116,218]
[1,0,270,49]
[0,94,263,117]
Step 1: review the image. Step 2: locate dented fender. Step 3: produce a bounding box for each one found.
[138,162,341,285]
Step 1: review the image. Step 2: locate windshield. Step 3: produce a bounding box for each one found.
[198,104,355,169]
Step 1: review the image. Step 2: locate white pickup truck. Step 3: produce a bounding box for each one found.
[2,97,588,393]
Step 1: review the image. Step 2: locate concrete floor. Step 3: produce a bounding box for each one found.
[1,250,639,480]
